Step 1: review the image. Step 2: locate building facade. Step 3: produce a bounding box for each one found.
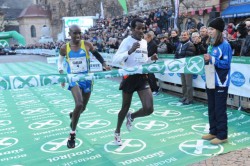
[35,0,123,41]
[18,4,51,45]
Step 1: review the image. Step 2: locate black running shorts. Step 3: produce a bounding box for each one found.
[119,74,150,94]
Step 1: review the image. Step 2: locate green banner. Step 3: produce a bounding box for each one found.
[231,56,250,64]
[118,0,128,14]
[0,56,205,90]
[158,54,175,59]
[158,54,250,64]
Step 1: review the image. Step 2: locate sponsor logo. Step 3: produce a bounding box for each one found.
[104,139,146,155]
[21,108,49,116]
[153,110,181,117]
[191,123,209,133]
[179,140,223,156]
[41,138,82,153]
[0,137,18,150]
[0,40,9,47]
[186,56,204,74]
[0,120,12,128]
[0,108,7,113]
[12,76,40,89]
[28,120,62,130]
[146,63,165,73]
[123,67,139,72]
[168,60,185,72]
[42,75,66,86]
[79,50,85,55]
[231,72,245,87]
[0,77,9,90]
[135,120,169,131]
[78,119,111,129]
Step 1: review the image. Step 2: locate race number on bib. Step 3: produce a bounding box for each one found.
[69,57,87,73]
[134,51,148,63]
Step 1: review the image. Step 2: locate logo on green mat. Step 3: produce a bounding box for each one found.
[153,110,181,117]
[41,138,83,153]
[16,100,40,106]
[49,99,73,105]
[0,108,7,113]
[12,93,34,98]
[0,120,12,127]
[191,123,209,133]
[28,120,62,130]
[179,140,223,156]
[104,139,146,154]
[0,137,18,150]
[41,93,62,97]
[78,119,111,129]
[135,120,169,131]
[21,108,49,116]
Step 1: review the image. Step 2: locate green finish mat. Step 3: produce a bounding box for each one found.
[0,62,250,166]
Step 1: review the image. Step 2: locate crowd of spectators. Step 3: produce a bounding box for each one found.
[17,6,250,57]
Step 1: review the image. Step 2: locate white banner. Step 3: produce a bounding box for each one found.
[16,49,57,56]
[156,63,250,98]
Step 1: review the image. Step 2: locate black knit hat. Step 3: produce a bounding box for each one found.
[208,17,225,32]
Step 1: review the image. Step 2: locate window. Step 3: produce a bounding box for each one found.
[31,25,36,38]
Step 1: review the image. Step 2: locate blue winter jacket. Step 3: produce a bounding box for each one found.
[209,40,232,87]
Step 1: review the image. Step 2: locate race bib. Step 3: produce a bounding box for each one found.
[133,50,148,63]
[69,57,87,73]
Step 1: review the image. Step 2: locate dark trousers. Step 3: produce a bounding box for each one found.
[206,86,228,139]
[148,73,159,92]
[180,73,193,102]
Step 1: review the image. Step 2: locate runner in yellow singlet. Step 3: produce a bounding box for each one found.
[58,24,110,148]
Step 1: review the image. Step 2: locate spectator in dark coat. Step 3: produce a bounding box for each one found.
[175,31,196,105]
[240,18,250,56]
[199,26,209,49]
[144,31,160,96]
[229,21,248,56]
[186,18,196,30]
[169,29,180,53]
[197,18,204,30]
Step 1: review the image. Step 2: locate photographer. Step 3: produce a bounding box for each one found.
[240,18,250,56]
[229,21,248,56]
[191,32,207,55]
[157,33,172,54]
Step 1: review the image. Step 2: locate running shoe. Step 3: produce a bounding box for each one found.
[126,111,133,131]
[67,132,76,148]
[114,132,122,146]
[152,91,159,96]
